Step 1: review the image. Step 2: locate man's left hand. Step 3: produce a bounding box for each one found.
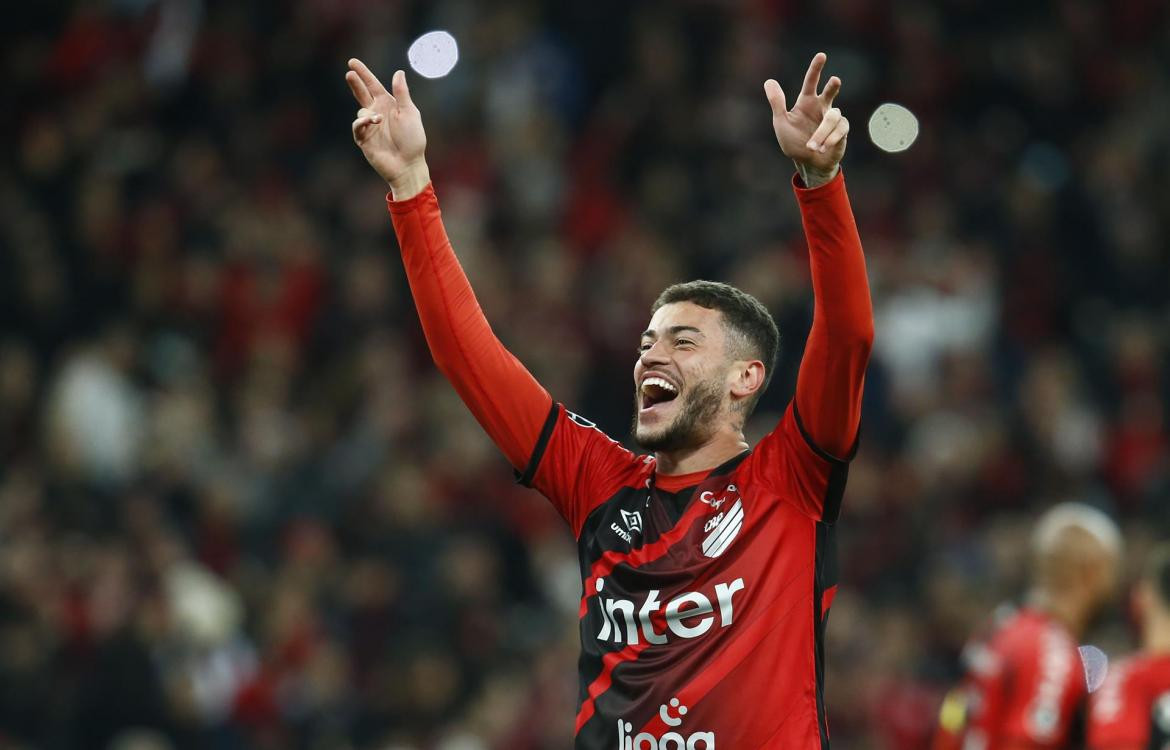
[765,52,849,187]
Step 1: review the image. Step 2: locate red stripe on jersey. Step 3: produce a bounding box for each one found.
[822,584,838,615]
[577,482,723,619]
[634,576,812,737]
[575,642,653,732]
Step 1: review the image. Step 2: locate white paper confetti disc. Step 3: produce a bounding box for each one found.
[868,102,920,153]
[408,31,459,79]
[1078,644,1109,693]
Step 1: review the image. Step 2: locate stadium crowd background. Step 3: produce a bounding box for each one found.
[2,1,1168,748]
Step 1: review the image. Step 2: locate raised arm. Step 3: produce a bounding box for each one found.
[764,53,874,458]
[346,59,552,470]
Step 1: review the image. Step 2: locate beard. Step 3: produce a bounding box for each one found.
[632,378,724,453]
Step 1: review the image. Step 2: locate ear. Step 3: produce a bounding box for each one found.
[728,359,766,403]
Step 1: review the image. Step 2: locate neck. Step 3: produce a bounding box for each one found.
[1144,614,1170,653]
[654,429,749,476]
[1027,587,1088,639]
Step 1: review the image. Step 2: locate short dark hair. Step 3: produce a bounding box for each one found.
[651,280,780,416]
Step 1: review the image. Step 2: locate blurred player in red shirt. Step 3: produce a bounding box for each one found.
[1088,543,1170,750]
[935,503,1123,750]
[345,51,872,748]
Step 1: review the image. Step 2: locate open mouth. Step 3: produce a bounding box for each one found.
[640,376,680,411]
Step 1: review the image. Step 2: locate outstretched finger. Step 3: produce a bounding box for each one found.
[346,70,373,107]
[807,108,841,151]
[348,58,390,97]
[764,79,787,116]
[800,52,827,97]
[822,116,850,150]
[392,70,413,108]
[819,76,841,106]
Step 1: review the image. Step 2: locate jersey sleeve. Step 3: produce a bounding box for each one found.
[742,401,853,522]
[387,184,552,474]
[519,405,647,537]
[1000,632,1088,747]
[792,170,874,459]
[388,187,644,532]
[742,172,870,522]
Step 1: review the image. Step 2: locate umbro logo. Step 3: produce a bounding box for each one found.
[610,509,642,544]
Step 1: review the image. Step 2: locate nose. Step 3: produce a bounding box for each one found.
[638,340,670,369]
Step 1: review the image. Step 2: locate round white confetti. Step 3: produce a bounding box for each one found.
[407,30,459,79]
[1078,644,1109,693]
[867,102,920,153]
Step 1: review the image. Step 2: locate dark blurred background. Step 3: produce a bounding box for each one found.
[2,1,1169,748]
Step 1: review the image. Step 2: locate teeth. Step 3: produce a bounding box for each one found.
[641,376,678,394]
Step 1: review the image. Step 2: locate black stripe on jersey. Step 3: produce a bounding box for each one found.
[792,403,856,524]
[1067,697,1087,750]
[814,521,839,750]
[573,485,648,724]
[516,401,561,487]
[575,450,751,569]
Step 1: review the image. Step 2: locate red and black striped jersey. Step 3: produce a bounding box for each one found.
[519,401,851,749]
[1089,652,1170,750]
[386,169,872,749]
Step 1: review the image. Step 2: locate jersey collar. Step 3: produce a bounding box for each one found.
[652,449,750,493]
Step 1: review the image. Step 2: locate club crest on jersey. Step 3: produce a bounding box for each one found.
[700,494,743,559]
[617,698,714,749]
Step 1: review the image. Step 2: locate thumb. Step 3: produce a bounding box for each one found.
[764,79,786,116]
[393,69,413,107]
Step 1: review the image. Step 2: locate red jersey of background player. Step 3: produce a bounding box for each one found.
[1089,653,1170,750]
[1088,543,1170,750]
[935,606,1088,750]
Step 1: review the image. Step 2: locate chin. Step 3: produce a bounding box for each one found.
[634,425,662,447]
[633,417,671,451]
[634,418,696,453]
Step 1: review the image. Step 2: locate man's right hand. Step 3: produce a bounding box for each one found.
[346,58,430,200]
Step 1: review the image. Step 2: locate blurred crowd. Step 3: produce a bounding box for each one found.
[2,0,1169,748]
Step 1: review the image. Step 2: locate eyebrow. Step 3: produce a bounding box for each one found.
[640,325,704,340]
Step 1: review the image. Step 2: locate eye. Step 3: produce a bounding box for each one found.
[675,338,695,348]
[638,342,652,353]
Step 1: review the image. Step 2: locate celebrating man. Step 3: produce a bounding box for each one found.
[346,51,872,748]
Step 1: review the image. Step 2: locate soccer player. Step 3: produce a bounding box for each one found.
[934,503,1123,750]
[1088,543,1170,750]
[346,51,872,749]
